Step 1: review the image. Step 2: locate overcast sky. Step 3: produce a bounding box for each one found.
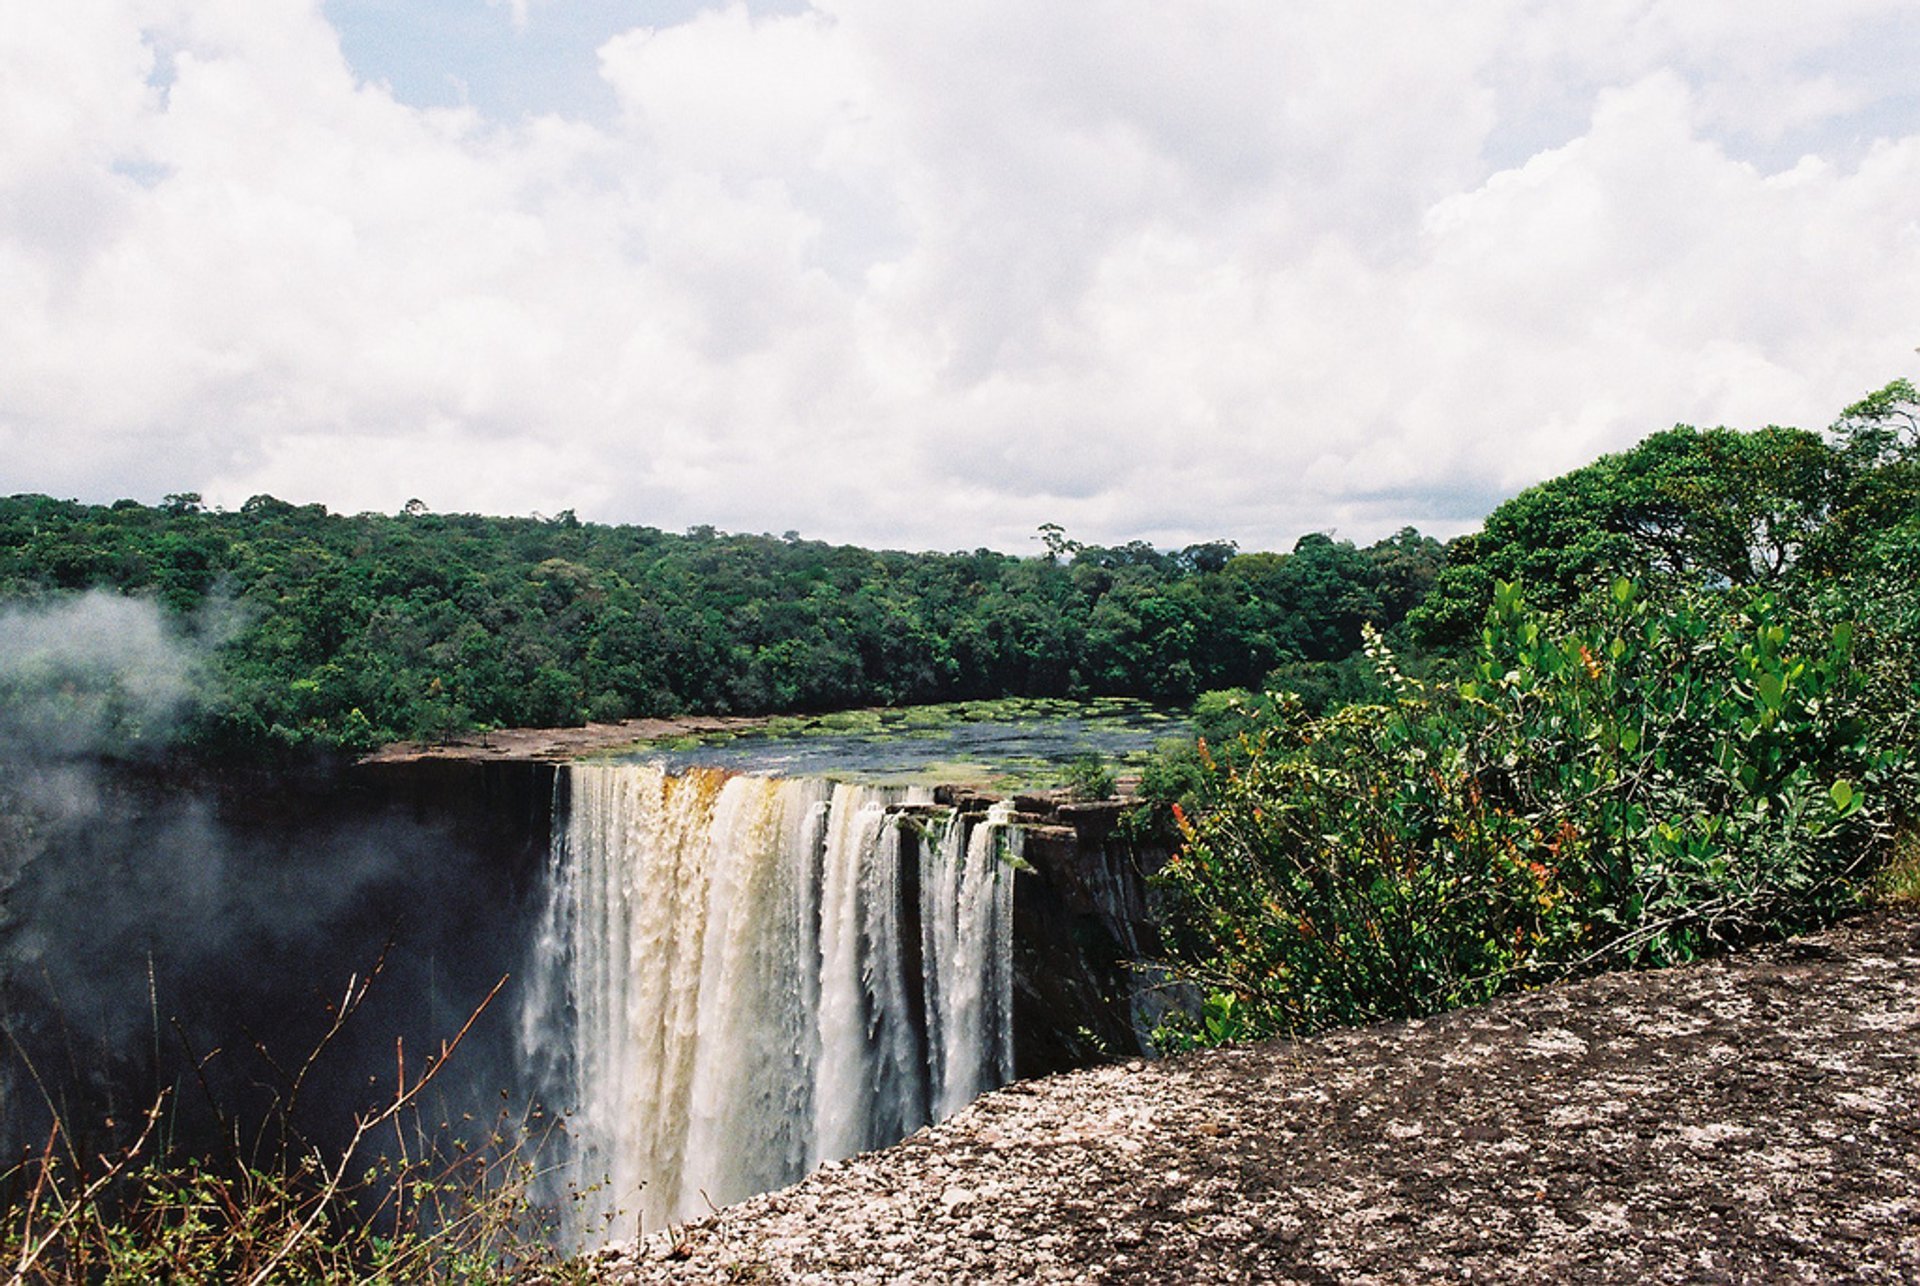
[3,2,1917,553]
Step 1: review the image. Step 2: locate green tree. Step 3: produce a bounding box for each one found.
[1412,425,1851,645]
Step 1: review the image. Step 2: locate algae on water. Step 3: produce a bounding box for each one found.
[599,698,1188,787]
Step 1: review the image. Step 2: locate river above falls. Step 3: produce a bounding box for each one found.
[597,697,1191,786]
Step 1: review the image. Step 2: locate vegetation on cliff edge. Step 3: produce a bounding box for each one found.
[1153,380,1920,1046]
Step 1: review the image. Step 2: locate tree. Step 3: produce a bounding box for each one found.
[1411,425,1851,645]
[1035,522,1082,563]
[1832,378,1919,465]
[1175,541,1238,575]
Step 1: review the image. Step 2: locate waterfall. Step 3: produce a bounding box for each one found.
[922,799,1018,1119]
[519,763,1019,1244]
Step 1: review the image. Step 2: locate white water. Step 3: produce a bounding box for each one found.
[519,763,1019,1243]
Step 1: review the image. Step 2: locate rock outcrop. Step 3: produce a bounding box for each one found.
[979,790,1182,1074]
[597,910,1920,1284]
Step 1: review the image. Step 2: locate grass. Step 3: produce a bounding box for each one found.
[1871,828,1920,905]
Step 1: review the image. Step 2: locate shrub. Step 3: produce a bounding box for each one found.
[1157,579,1902,1046]
[1062,751,1116,801]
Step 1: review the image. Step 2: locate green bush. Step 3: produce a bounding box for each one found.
[1062,751,1116,801]
[1136,737,1212,810]
[1157,579,1903,1046]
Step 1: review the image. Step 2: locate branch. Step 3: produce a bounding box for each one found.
[240,973,507,1286]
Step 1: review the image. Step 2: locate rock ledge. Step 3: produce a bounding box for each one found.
[598,910,1920,1283]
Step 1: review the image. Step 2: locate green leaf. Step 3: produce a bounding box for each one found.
[1830,779,1860,817]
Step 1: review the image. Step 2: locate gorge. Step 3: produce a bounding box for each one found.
[0,709,1175,1248]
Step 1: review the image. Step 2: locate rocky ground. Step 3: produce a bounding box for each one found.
[358,714,767,763]
[595,910,1920,1284]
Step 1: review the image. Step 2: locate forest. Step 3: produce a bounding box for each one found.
[0,490,1441,757]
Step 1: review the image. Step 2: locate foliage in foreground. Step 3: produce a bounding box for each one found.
[1157,577,1912,1046]
[1155,380,1920,1047]
[0,973,591,1286]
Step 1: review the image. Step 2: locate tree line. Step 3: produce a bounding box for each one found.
[0,490,1441,756]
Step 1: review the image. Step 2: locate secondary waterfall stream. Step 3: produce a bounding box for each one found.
[519,762,1019,1243]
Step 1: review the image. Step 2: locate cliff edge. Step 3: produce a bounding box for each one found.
[598,910,1919,1284]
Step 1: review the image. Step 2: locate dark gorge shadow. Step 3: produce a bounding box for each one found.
[0,755,554,1179]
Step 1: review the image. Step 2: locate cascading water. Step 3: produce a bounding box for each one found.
[922,796,1017,1119]
[518,762,1019,1244]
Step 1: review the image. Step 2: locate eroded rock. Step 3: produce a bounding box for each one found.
[596,911,1920,1284]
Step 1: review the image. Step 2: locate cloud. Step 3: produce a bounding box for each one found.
[0,0,1916,552]
[491,0,536,29]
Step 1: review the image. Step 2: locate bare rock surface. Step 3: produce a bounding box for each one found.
[595,910,1920,1284]
[359,715,765,764]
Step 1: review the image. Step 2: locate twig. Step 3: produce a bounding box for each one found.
[7,1093,166,1286]
[241,973,507,1286]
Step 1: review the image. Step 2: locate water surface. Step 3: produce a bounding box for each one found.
[600,697,1190,785]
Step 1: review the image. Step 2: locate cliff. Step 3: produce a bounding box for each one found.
[0,751,556,1163]
[353,758,1178,1074]
[597,909,1920,1284]
[982,790,1183,1075]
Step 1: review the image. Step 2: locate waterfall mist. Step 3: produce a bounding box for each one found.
[1,590,1028,1244]
[521,762,1018,1243]
[0,591,540,1168]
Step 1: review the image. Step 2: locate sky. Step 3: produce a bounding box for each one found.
[2,1,1917,554]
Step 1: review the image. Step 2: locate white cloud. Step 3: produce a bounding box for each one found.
[0,0,1916,551]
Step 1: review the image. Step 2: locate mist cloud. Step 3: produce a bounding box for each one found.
[0,592,526,1158]
[0,591,206,759]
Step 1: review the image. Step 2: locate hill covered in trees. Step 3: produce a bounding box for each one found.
[0,493,1440,757]
[4,380,1914,778]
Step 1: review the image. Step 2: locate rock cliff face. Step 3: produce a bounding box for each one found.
[970,790,1183,1074]
[0,752,555,1162]
[596,909,1920,1285]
